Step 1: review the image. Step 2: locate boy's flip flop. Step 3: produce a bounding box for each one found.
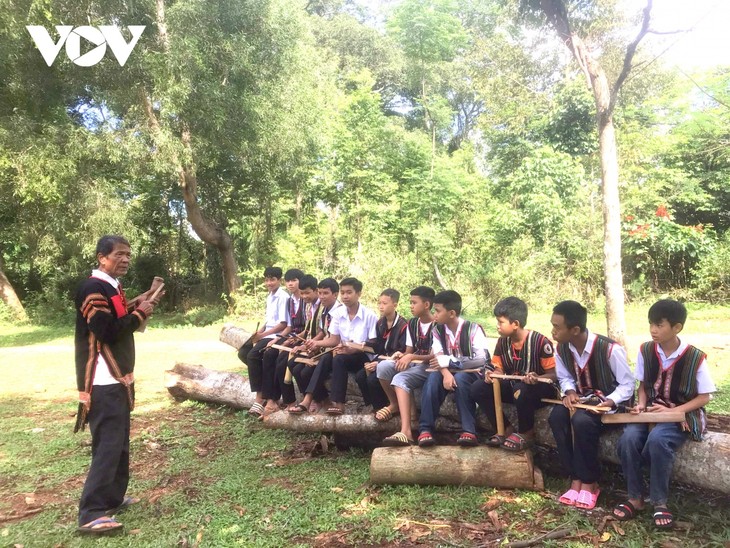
[558,489,580,506]
[501,433,533,452]
[381,432,413,446]
[288,403,308,414]
[418,432,436,447]
[575,489,601,510]
[613,500,642,521]
[486,434,506,447]
[77,516,124,536]
[653,507,675,529]
[248,402,265,417]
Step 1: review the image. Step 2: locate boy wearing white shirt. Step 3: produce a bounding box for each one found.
[614,299,716,529]
[549,300,634,511]
[417,290,489,448]
[238,266,288,417]
[309,277,378,415]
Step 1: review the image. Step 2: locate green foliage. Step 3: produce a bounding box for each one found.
[691,231,730,303]
[623,206,712,293]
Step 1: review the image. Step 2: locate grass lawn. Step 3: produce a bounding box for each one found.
[1,307,729,547]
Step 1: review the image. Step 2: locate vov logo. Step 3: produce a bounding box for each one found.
[26,25,146,67]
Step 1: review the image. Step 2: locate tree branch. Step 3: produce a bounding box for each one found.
[610,0,653,111]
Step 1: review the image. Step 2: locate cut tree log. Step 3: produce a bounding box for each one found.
[219,324,253,350]
[164,363,730,495]
[370,446,544,490]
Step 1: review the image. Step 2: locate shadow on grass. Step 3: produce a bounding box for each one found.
[0,324,72,348]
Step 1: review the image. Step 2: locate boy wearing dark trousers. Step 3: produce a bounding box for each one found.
[306,277,378,415]
[418,290,489,448]
[469,296,556,451]
[238,266,288,418]
[614,299,716,529]
[260,268,305,414]
[289,278,342,414]
[549,300,634,510]
[358,288,408,417]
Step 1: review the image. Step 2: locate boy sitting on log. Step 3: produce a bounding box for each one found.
[614,299,716,529]
[377,286,436,445]
[469,296,557,451]
[238,266,288,418]
[260,268,305,415]
[302,277,378,416]
[549,300,634,510]
[289,278,342,414]
[275,274,320,412]
[357,289,408,419]
[418,290,490,448]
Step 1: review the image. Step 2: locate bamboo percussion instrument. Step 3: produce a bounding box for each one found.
[271,343,296,353]
[541,398,610,413]
[493,372,505,436]
[491,373,554,384]
[425,367,483,374]
[137,280,165,333]
[294,347,334,366]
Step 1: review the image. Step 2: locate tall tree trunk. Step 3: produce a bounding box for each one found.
[0,254,27,321]
[539,0,654,347]
[146,0,241,295]
[597,114,626,343]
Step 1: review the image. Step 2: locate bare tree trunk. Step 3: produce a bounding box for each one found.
[538,0,654,347]
[144,2,242,295]
[432,256,449,290]
[598,116,626,343]
[0,254,26,321]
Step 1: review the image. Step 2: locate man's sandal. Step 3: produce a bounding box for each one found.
[501,433,533,452]
[374,407,399,422]
[418,432,436,447]
[288,403,308,414]
[326,406,344,416]
[613,500,642,521]
[457,432,479,447]
[653,507,675,529]
[77,517,124,536]
[381,432,413,446]
[248,402,265,417]
[105,496,140,516]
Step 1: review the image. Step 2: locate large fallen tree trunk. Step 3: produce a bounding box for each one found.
[370,446,544,490]
[165,363,730,495]
[219,324,253,350]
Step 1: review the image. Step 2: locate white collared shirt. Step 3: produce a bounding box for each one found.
[555,330,634,405]
[89,269,121,386]
[264,287,289,338]
[329,303,378,343]
[431,318,489,362]
[635,339,716,394]
[405,320,434,348]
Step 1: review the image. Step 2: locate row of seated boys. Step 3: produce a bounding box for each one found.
[236,266,715,529]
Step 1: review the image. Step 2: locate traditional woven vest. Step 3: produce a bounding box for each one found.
[435,320,481,358]
[495,330,550,375]
[641,342,707,441]
[408,318,434,356]
[288,296,306,334]
[557,334,618,398]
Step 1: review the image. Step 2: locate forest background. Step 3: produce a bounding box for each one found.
[1,0,729,329]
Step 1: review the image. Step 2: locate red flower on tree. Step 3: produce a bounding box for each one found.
[655,205,669,218]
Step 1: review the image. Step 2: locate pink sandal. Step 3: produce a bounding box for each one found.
[558,489,579,506]
[575,488,601,510]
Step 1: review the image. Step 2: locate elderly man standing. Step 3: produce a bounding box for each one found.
[74,235,161,535]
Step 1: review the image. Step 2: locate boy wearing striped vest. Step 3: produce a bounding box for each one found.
[358,289,408,417]
[614,299,716,529]
[378,286,436,446]
[470,297,557,451]
[418,290,490,448]
[289,278,342,414]
[549,300,634,510]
